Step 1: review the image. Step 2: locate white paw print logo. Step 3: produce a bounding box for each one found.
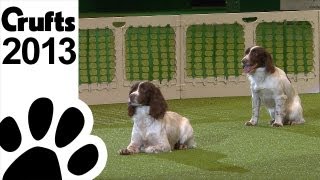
[0,97,107,179]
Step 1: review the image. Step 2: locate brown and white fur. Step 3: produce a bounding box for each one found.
[242,46,305,127]
[119,82,195,155]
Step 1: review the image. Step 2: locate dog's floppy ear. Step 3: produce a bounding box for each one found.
[149,86,167,119]
[128,106,136,117]
[264,51,275,74]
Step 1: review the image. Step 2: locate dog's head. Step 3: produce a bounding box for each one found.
[127,82,167,119]
[241,46,275,74]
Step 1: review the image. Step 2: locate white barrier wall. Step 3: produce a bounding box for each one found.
[79,11,320,105]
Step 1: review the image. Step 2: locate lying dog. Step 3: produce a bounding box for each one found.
[119,82,195,155]
[242,46,305,127]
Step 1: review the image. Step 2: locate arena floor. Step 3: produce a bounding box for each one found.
[91,93,320,179]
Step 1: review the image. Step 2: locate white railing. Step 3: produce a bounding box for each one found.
[79,11,320,105]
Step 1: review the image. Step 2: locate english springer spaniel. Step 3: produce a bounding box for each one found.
[242,46,305,127]
[119,82,195,155]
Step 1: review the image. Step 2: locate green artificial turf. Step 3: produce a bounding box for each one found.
[91,93,320,179]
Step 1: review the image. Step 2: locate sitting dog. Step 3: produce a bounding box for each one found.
[119,82,195,155]
[242,46,305,127]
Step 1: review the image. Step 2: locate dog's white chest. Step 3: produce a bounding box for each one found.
[249,72,277,107]
[250,75,280,108]
[259,89,276,107]
[132,106,162,139]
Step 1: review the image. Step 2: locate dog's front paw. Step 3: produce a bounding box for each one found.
[174,143,188,150]
[145,146,166,153]
[178,144,188,150]
[272,122,283,127]
[119,148,133,155]
[270,119,275,125]
[245,121,256,126]
[145,146,158,153]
